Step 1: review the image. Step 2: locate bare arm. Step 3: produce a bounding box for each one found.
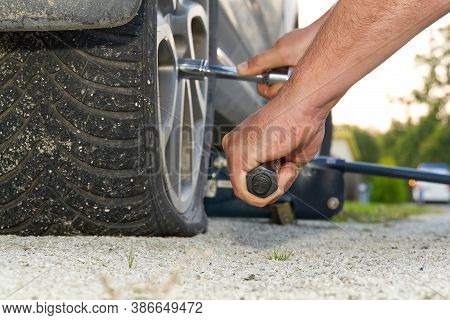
[286,0,449,120]
[223,0,450,207]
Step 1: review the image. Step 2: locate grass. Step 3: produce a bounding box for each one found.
[127,244,135,269]
[267,248,294,261]
[332,201,437,223]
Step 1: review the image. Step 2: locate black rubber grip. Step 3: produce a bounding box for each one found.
[246,161,280,198]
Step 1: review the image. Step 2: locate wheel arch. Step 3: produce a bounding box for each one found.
[0,0,142,31]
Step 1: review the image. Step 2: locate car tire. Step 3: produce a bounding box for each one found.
[0,0,216,236]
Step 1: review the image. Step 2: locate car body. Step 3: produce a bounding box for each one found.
[412,163,450,203]
[215,0,298,125]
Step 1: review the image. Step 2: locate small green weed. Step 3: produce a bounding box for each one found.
[127,244,135,269]
[267,248,294,261]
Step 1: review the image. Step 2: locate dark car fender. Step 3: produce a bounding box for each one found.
[0,0,142,31]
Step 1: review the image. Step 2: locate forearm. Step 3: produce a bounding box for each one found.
[283,0,449,120]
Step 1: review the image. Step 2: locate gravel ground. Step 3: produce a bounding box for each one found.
[0,205,449,300]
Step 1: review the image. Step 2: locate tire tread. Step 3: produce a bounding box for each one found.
[0,8,154,235]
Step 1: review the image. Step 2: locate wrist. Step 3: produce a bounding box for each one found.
[295,100,331,123]
[277,80,332,122]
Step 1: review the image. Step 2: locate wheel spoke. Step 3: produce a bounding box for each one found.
[180,81,195,195]
[171,1,209,117]
[156,14,178,150]
[158,0,177,16]
[164,79,187,198]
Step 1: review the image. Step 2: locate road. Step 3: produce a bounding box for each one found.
[0,205,449,299]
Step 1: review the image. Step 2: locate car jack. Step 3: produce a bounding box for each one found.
[204,150,450,223]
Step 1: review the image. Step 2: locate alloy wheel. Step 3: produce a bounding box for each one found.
[156,1,209,213]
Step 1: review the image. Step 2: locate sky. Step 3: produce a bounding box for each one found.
[296,0,450,132]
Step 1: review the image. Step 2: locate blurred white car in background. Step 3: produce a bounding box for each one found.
[412,163,450,203]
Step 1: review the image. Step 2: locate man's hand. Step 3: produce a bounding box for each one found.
[222,97,336,207]
[237,27,317,99]
[237,6,334,99]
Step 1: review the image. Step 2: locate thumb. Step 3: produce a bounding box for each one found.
[237,46,287,76]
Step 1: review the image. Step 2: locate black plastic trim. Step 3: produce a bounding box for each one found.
[0,0,142,31]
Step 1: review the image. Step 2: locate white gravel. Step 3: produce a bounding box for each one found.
[0,205,449,300]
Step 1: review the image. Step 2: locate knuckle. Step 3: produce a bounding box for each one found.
[221,133,230,150]
[270,196,281,205]
[246,61,256,71]
[257,85,269,98]
[233,189,243,199]
[250,54,264,68]
[253,201,267,208]
[256,87,264,96]
[268,85,282,98]
[278,49,291,65]
[274,38,285,49]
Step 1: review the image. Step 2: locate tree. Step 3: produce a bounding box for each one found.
[401,25,449,120]
[419,123,450,164]
[381,25,449,167]
[350,126,380,163]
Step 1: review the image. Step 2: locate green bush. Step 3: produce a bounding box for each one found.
[350,126,380,163]
[369,157,409,203]
[370,177,409,203]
